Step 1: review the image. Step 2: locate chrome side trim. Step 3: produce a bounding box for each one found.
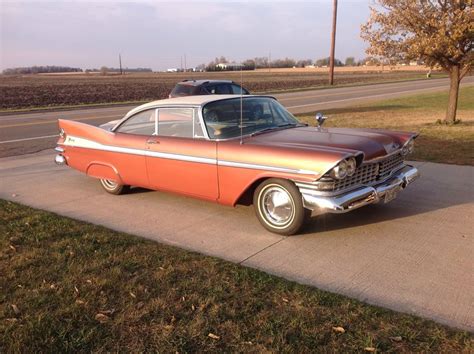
[54,146,64,153]
[147,150,216,165]
[300,165,420,214]
[62,135,318,175]
[218,160,317,175]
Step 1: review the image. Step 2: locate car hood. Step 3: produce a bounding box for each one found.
[243,126,415,161]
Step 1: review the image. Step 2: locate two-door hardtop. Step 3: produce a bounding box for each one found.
[55,95,419,235]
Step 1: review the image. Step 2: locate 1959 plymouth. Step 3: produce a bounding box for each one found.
[55,95,419,235]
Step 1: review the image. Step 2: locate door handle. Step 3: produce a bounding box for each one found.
[147,139,160,144]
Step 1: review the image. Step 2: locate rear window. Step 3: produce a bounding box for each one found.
[171,84,197,96]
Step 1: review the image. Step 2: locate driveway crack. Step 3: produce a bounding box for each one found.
[238,236,287,265]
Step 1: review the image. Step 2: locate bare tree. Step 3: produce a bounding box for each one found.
[361,0,473,123]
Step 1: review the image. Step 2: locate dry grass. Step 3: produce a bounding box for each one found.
[0,70,445,110]
[256,65,436,73]
[297,86,474,165]
[1,200,472,352]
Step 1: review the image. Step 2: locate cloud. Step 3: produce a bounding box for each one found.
[1,0,369,70]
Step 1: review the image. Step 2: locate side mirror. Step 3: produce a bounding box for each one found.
[316,112,327,127]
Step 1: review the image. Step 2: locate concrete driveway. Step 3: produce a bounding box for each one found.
[1,150,473,331]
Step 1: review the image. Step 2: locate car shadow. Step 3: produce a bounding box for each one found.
[117,166,472,236]
[127,186,153,195]
[300,183,473,235]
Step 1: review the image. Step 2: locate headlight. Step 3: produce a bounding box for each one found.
[329,157,358,180]
[330,160,348,180]
[346,157,357,176]
[402,139,415,156]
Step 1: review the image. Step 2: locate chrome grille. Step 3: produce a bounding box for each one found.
[378,153,404,178]
[329,153,404,192]
[333,163,379,191]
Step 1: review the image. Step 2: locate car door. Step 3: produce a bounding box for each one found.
[108,109,156,187]
[145,107,218,200]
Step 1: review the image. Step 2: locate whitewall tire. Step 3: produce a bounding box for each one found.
[253,178,309,235]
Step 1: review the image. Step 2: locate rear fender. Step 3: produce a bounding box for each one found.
[86,162,122,183]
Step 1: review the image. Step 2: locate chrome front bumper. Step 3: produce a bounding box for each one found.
[301,165,420,214]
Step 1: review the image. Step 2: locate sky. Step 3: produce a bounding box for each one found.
[0,0,372,71]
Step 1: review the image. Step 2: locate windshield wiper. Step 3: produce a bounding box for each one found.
[250,123,299,137]
[277,123,299,128]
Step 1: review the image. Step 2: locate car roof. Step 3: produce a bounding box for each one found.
[125,95,275,118]
[177,79,234,86]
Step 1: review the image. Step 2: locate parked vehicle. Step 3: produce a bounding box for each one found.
[55,95,419,235]
[169,79,250,98]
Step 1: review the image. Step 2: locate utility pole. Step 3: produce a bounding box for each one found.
[119,53,123,75]
[329,0,338,85]
[184,54,187,72]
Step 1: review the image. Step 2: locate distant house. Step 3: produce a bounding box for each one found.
[166,68,178,72]
[216,62,244,71]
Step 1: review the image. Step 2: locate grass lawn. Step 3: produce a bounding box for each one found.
[297,86,474,165]
[1,200,472,352]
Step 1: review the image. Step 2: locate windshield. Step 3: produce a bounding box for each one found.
[202,97,301,139]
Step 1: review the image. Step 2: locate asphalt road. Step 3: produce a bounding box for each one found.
[1,76,473,157]
[1,151,473,331]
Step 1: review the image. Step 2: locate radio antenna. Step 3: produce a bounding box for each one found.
[240,63,243,145]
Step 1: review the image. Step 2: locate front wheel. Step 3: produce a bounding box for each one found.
[253,178,309,236]
[99,179,130,195]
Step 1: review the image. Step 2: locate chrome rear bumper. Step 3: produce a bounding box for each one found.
[54,147,67,166]
[54,154,67,166]
[300,165,420,214]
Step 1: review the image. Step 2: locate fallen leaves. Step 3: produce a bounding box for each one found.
[208,333,220,340]
[389,336,402,342]
[95,313,110,323]
[364,347,376,352]
[11,304,20,315]
[332,326,345,334]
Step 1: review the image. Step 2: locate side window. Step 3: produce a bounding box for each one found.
[205,85,217,94]
[230,84,246,94]
[116,109,156,135]
[158,108,204,139]
[215,84,232,94]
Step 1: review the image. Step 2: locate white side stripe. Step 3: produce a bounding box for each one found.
[62,135,318,175]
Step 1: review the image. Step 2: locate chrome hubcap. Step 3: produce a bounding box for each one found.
[260,186,295,227]
[102,179,118,190]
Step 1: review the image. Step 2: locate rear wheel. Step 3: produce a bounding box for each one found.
[99,179,129,195]
[253,178,309,236]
